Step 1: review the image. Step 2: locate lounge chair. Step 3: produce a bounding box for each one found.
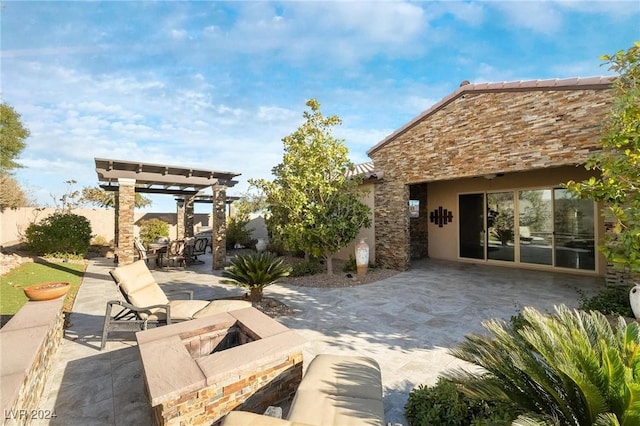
[101,260,251,350]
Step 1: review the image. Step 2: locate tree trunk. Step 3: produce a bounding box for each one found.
[325,254,333,275]
[250,286,263,303]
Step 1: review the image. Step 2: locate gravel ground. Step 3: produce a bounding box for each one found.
[228,252,401,317]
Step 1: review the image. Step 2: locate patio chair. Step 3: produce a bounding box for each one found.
[185,236,208,265]
[134,238,159,267]
[101,260,251,350]
[161,239,186,268]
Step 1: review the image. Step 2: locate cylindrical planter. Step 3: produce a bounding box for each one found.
[355,239,370,277]
[23,282,70,301]
[630,285,640,319]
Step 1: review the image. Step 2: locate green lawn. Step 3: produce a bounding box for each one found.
[1,260,86,315]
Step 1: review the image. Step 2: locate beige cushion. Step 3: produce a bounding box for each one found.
[295,354,382,400]
[288,391,384,426]
[287,354,384,426]
[222,411,294,426]
[193,300,252,318]
[111,261,170,319]
[146,300,210,321]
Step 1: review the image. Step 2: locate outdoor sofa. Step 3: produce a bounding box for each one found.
[222,354,385,426]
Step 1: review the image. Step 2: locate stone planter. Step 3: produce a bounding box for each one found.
[23,282,70,301]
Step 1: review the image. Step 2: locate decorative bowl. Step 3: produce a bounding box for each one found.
[23,282,70,301]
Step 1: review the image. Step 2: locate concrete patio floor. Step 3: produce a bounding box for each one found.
[39,255,604,425]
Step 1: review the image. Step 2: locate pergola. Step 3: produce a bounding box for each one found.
[94,158,241,269]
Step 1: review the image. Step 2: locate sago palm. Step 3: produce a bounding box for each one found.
[446,305,640,426]
[222,252,291,302]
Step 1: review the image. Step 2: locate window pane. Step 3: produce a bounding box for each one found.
[519,189,553,265]
[487,192,514,262]
[554,189,595,270]
[459,193,485,259]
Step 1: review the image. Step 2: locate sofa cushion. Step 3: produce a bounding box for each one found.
[288,390,384,426]
[295,354,383,400]
[287,354,384,426]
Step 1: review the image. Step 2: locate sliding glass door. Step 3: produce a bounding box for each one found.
[554,189,596,270]
[458,188,595,271]
[487,192,515,262]
[518,189,553,266]
[459,193,484,259]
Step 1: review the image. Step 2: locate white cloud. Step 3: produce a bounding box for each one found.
[490,1,564,35]
[170,29,188,41]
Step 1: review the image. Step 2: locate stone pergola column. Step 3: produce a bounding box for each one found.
[176,199,185,239]
[211,185,227,270]
[116,178,136,265]
[185,197,195,238]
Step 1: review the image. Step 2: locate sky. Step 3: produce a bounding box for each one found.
[1,1,639,213]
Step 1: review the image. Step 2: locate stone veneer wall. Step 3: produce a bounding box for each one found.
[409,183,429,259]
[0,298,65,426]
[369,87,613,270]
[150,352,303,426]
[211,186,227,270]
[116,178,136,264]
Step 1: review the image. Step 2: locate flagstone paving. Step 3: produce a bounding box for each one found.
[40,256,604,425]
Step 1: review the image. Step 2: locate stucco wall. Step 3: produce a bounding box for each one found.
[369,86,613,270]
[334,182,376,263]
[0,208,211,248]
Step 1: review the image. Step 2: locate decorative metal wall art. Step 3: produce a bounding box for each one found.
[430,206,453,227]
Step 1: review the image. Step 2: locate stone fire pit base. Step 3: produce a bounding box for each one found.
[136,307,306,426]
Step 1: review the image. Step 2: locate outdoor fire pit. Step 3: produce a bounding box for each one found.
[136,307,305,426]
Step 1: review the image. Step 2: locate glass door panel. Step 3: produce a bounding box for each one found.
[518,189,553,265]
[487,192,515,262]
[553,188,596,270]
[459,193,485,259]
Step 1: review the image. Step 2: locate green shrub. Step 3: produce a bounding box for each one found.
[138,218,169,246]
[342,255,356,273]
[226,214,253,250]
[222,252,291,302]
[290,260,320,277]
[25,212,92,256]
[448,305,640,425]
[405,378,521,426]
[578,286,633,317]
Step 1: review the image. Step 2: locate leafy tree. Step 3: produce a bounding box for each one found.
[222,252,291,302]
[0,102,29,173]
[0,173,28,209]
[251,99,371,274]
[0,102,31,209]
[447,305,640,426]
[138,218,169,247]
[566,42,640,274]
[226,213,253,250]
[80,186,152,209]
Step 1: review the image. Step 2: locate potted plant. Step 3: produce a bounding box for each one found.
[222,252,291,303]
